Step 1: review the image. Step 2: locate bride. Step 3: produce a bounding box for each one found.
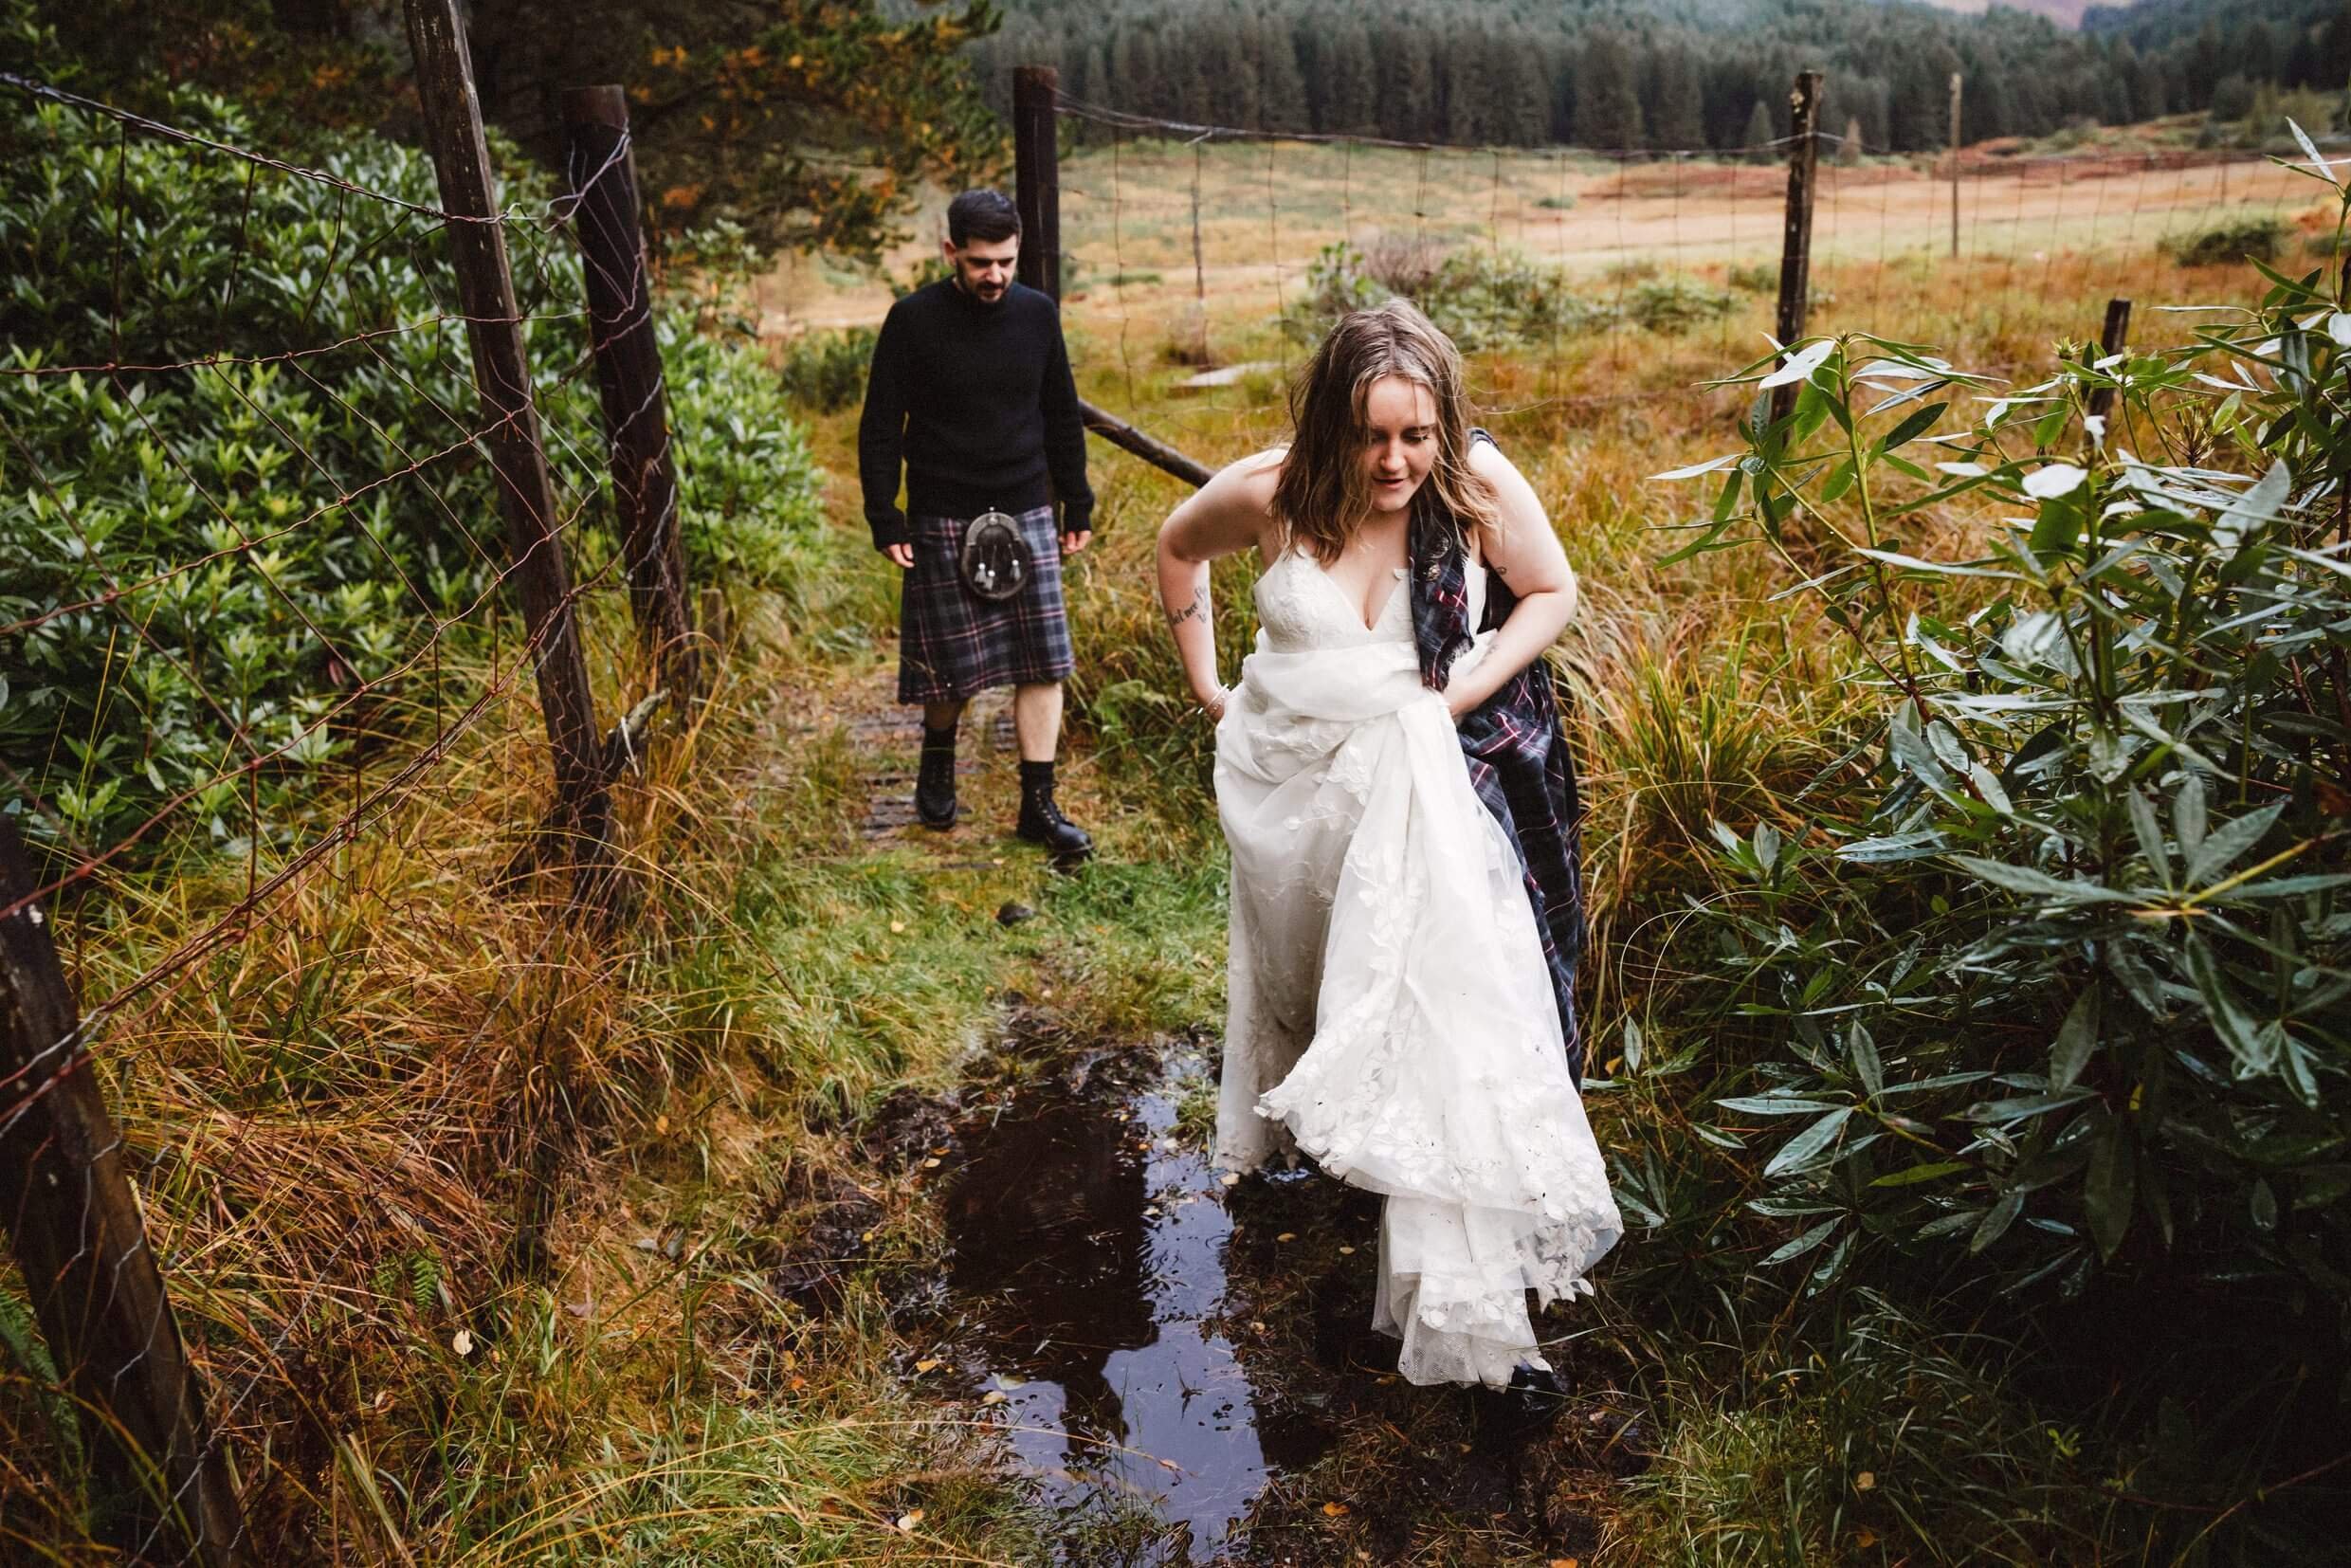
[1154,299,1621,1389]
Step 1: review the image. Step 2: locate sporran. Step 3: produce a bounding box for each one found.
[957,507,1032,601]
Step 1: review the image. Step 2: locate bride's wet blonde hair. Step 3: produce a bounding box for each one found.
[1271,297,1499,564]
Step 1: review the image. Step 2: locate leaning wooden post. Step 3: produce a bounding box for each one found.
[1012,65,1063,301]
[2087,298,2132,421]
[1078,399,1214,486]
[0,820,244,1563]
[561,84,697,704]
[404,0,613,898]
[1771,71,1825,428]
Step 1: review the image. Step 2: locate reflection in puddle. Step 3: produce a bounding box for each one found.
[944,1048,1331,1559]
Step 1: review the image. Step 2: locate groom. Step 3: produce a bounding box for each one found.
[857,189,1095,862]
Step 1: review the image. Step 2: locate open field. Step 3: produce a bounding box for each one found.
[754,129,2320,344]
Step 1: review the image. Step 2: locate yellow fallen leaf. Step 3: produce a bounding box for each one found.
[1855,1470,1877,1491]
[914,1358,941,1373]
[451,1329,473,1357]
[1551,1559,1581,1568]
[1276,1231,1297,1242]
[921,1157,942,1169]
[1321,1501,1349,1517]
[653,1113,669,1135]
[981,1390,1008,1405]
[889,920,906,934]
[1219,1173,1241,1187]
[1854,1530,1879,1548]
[895,1509,923,1531]
[789,1376,807,1391]
[1338,1245,1356,1255]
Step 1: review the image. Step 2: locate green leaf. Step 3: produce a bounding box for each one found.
[1879,400,1947,452]
[1711,466,1743,522]
[2222,873,2351,900]
[2124,789,2171,889]
[1971,1191,2025,1253]
[1716,1096,1849,1116]
[1820,459,1856,503]
[1849,1021,1883,1098]
[1871,1160,1968,1188]
[2029,488,2085,554]
[2050,986,2102,1090]
[1761,1216,1843,1266]
[2172,772,2208,862]
[2085,1116,2135,1260]
[1949,855,2138,904]
[1808,1230,1856,1293]
[2185,939,2281,1075]
[1794,378,1832,443]
[1765,1106,1855,1177]
[2183,801,2286,886]
[1966,1087,2098,1123]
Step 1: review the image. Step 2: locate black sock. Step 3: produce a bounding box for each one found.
[1019,758,1054,797]
[921,722,957,757]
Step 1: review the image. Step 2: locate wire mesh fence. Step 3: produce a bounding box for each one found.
[1,27,695,1557]
[1022,90,2316,457]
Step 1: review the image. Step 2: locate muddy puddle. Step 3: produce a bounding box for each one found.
[940,1040,1333,1561]
[861,1020,1640,1564]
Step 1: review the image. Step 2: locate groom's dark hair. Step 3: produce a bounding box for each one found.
[947,189,1021,246]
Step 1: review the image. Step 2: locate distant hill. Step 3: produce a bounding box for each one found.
[975,0,2222,153]
[1927,0,2099,27]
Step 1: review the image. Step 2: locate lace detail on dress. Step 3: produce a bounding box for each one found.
[1213,546,1619,1388]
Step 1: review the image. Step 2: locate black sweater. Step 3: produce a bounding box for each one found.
[855,278,1094,550]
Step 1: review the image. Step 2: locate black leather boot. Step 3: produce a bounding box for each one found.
[1015,759,1092,863]
[915,723,958,830]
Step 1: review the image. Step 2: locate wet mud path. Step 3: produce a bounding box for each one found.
[831,673,1646,1562]
[861,1019,1648,1566]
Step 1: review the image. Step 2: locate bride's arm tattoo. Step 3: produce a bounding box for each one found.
[1164,587,1206,627]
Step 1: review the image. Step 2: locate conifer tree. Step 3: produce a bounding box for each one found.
[1648,45,1706,151]
[1322,22,1377,136]
[1575,30,1643,150]
[1259,20,1308,132]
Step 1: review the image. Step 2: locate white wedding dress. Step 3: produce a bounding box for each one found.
[1212,545,1623,1388]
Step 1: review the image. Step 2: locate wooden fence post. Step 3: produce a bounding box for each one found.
[1012,65,1062,301]
[2088,298,2132,421]
[1009,64,1216,492]
[0,820,244,1563]
[1771,70,1824,427]
[1949,72,1963,260]
[403,0,613,900]
[561,84,697,704]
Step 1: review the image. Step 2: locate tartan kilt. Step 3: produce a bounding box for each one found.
[897,503,1075,704]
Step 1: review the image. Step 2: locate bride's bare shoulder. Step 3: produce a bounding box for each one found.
[1227,447,1286,500]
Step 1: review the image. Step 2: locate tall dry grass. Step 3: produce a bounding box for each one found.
[1,583,1065,1561]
